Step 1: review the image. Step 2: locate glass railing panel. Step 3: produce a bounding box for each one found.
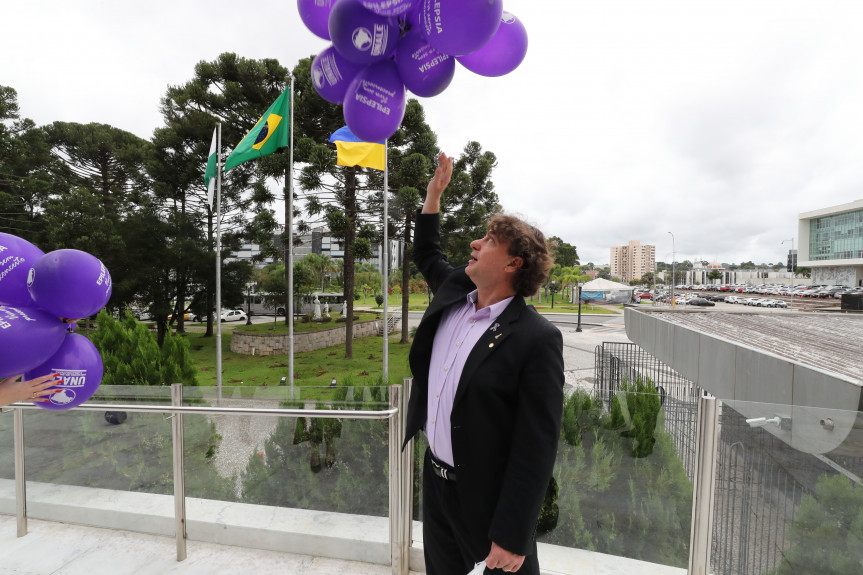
[0,408,13,501]
[540,388,694,569]
[184,386,393,519]
[409,385,697,570]
[712,398,863,575]
[21,406,174,498]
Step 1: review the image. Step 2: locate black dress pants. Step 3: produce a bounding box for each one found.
[422,449,539,575]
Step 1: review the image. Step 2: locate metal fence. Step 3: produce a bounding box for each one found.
[592,341,859,575]
[5,383,413,575]
[594,341,701,479]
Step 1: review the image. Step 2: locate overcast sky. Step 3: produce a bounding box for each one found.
[3,0,862,266]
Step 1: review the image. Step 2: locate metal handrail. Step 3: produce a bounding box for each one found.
[6,402,397,419]
[9,385,405,572]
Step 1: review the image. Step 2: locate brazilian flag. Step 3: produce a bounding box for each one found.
[225,88,290,172]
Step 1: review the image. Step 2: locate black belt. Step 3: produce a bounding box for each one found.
[429,450,457,482]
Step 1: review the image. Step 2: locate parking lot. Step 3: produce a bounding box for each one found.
[639,287,847,311]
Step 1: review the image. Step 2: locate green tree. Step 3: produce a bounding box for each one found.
[439,141,501,266]
[155,53,288,335]
[549,236,579,267]
[707,269,722,281]
[40,121,152,313]
[776,473,863,575]
[293,57,381,359]
[91,310,197,386]
[386,99,440,342]
[0,86,58,241]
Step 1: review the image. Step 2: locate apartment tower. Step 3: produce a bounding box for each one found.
[610,240,656,282]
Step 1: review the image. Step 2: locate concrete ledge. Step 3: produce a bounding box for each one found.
[231,318,394,356]
[0,479,389,565]
[0,480,686,575]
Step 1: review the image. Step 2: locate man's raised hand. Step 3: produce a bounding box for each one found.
[422,152,453,214]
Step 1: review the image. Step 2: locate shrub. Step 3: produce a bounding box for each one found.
[91,310,197,386]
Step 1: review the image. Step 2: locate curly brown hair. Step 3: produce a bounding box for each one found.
[486,214,554,297]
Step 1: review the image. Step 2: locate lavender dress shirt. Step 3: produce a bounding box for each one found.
[425,290,514,466]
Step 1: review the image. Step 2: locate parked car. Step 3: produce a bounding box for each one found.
[220,309,248,322]
[168,311,197,322]
[134,309,152,321]
[688,298,715,307]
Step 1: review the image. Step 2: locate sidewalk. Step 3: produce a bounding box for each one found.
[0,515,414,575]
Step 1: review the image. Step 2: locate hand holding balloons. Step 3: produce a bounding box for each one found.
[0,372,64,407]
[24,333,104,411]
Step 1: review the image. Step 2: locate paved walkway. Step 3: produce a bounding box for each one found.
[0,515,418,575]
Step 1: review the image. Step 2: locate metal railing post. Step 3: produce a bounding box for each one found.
[689,393,719,575]
[13,407,27,537]
[171,383,187,561]
[400,378,414,575]
[388,384,404,575]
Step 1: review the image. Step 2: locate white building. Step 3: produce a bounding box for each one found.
[799,199,863,287]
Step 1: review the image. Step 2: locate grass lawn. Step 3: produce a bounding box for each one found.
[183,328,412,394]
[366,293,621,314]
[173,292,618,393]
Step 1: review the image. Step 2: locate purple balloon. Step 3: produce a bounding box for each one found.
[27,249,112,319]
[400,1,421,31]
[360,0,418,16]
[329,0,400,64]
[0,306,67,378]
[396,29,455,97]
[311,45,366,104]
[457,12,528,77]
[343,59,406,142]
[298,0,335,40]
[0,232,44,307]
[25,333,103,411]
[418,0,503,56]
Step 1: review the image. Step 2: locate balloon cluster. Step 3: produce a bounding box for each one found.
[301,0,528,142]
[0,232,110,410]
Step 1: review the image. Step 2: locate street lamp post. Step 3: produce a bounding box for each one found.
[782,237,795,310]
[551,279,556,309]
[246,285,252,325]
[668,231,676,308]
[576,280,583,332]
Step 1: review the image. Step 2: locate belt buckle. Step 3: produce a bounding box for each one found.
[431,457,449,480]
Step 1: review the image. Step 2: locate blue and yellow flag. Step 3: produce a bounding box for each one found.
[328,126,385,171]
[225,89,290,172]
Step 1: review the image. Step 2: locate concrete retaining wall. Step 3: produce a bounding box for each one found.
[230,318,394,356]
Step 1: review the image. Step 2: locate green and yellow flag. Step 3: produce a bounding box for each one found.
[225,89,290,172]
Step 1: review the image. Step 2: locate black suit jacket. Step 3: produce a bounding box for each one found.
[404,212,564,556]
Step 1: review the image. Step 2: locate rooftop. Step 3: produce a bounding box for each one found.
[632,310,863,384]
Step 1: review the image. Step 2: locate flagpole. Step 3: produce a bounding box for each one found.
[287,76,295,398]
[382,140,389,383]
[216,122,223,406]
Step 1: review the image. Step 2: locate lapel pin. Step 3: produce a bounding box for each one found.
[495,333,502,339]
[489,343,494,348]
[490,322,500,332]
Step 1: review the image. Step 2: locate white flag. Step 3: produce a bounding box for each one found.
[204,127,218,210]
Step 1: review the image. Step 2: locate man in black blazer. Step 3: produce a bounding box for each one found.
[404,153,564,574]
